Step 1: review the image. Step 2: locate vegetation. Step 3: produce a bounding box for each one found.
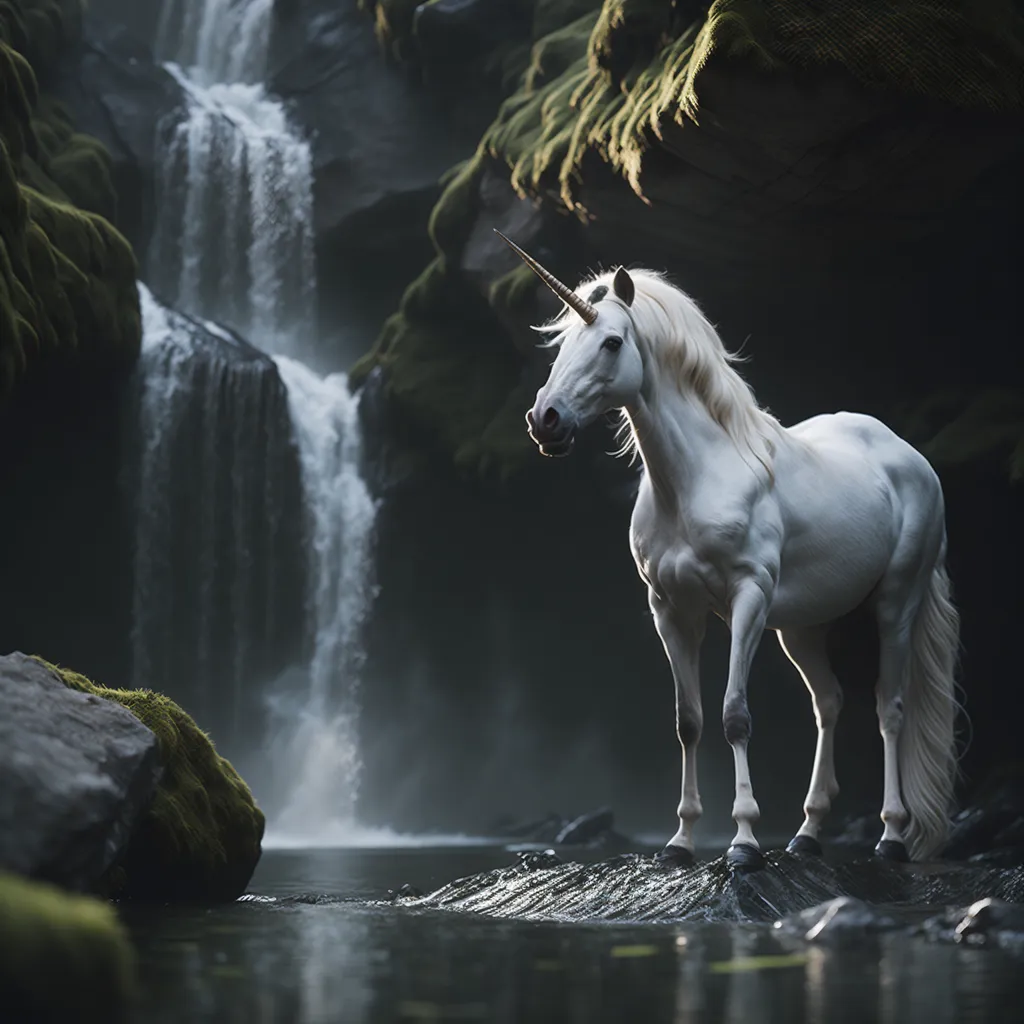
[358,0,1024,474]
[0,0,140,400]
[0,871,136,1023]
[39,659,265,903]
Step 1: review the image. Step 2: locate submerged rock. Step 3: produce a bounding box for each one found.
[24,656,265,902]
[0,653,160,892]
[0,871,136,1024]
[921,897,1024,953]
[775,896,901,945]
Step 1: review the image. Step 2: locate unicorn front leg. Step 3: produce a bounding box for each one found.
[723,577,771,870]
[649,591,706,868]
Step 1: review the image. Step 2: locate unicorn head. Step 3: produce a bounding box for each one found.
[495,231,644,457]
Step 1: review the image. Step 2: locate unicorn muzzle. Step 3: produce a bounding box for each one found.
[526,402,576,457]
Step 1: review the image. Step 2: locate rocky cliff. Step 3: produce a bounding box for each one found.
[354,0,1024,481]
[0,0,140,395]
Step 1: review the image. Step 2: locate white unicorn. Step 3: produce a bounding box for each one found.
[497,231,960,869]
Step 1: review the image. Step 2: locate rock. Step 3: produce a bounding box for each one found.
[0,871,136,1024]
[43,659,266,903]
[52,9,186,261]
[775,896,901,944]
[413,0,525,82]
[921,897,1024,953]
[0,653,161,893]
[389,882,424,900]
[555,807,616,846]
[398,848,1024,924]
[268,0,493,340]
[945,771,1024,861]
[517,849,562,871]
[487,807,627,849]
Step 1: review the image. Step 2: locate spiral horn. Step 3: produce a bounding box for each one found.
[494,229,598,325]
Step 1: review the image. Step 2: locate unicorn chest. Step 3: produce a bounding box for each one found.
[630,500,757,611]
[630,529,731,611]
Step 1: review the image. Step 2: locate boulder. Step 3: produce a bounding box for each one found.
[44,660,267,903]
[0,653,160,893]
[0,871,136,1024]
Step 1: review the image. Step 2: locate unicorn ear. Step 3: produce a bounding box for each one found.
[613,266,635,307]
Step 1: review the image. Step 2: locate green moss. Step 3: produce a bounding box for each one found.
[37,659,265,903]
[0,2,139,400]
[497,0,1024,209]
[0,871,135,1023]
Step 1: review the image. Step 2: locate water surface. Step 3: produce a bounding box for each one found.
[122,845,1023,1023]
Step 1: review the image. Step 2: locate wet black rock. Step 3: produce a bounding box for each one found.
[398,848,1024,925]
[487,807,630,850]
[920,897,1024,953]
[0,653,161,892]
[390,883,425,901]
[945,772,1024,864]
[776,896,901,945]
[517,850,562,871]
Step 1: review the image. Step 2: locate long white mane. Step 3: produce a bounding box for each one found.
[543,268,781,471]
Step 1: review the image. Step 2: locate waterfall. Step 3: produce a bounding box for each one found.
[132,285,306,749]
[136,0,380,840]
[150,66,316,353]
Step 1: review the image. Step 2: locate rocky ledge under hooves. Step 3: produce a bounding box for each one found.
[392,849,1024,931]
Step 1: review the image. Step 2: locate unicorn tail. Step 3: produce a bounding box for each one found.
[900,561,961,860]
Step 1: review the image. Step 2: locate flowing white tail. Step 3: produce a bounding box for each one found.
[900,562,961,859]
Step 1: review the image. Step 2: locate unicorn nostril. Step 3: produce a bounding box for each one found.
[542,406,560,430]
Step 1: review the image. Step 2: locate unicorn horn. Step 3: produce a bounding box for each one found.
[494,229,598,325]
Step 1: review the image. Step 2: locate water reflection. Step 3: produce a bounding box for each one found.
[122,850,1024,1023]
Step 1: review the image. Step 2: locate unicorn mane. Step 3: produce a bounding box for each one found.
[541,268,781,473]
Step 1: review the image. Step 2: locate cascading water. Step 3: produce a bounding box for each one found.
[135,0,381,841]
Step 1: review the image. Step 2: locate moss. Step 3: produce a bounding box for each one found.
[0,871,135,1023]
[496,0,1024,210]
[0,1,139,400]
[36,659,265,903]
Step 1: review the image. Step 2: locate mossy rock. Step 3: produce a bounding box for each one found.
[0,0,139,400]
[0,870,136,1023]
[37,659,265,903]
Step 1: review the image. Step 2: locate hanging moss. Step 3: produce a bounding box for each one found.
[37,659,265,903]
[0,0,139,400]
[497,0,1024,209]
[0,871,136,1024]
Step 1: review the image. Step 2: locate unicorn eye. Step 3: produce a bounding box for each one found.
[602,335,623,353]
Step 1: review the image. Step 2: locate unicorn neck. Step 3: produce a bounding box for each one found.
[624,384,744,507]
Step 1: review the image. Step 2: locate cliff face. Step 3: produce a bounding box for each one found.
[0,0,140,396]
[355,0,1024,480]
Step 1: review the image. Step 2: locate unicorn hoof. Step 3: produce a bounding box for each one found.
[786,834,823,857]
[726,843,765,872]
[874,839,909,863]
[654,844,695,869]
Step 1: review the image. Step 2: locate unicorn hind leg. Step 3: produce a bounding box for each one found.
[871,510,957,862]
[777,625,843,856]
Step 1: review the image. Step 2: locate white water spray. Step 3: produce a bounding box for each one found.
[138,0,380,842]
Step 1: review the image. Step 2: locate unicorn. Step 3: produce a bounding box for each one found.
[497,230,960,869]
